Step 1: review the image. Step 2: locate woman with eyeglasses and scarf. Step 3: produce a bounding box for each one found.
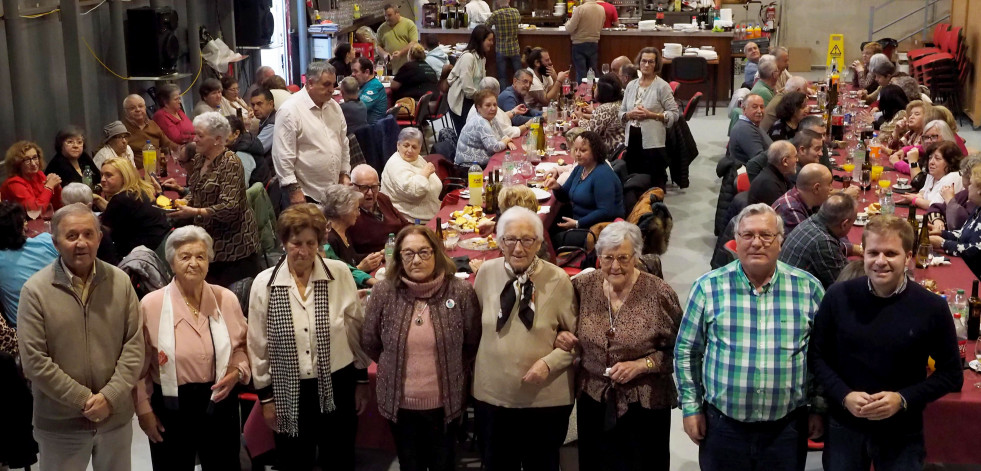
[471,206,577,471]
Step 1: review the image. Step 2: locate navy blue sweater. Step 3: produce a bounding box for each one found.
[554,163,624,228]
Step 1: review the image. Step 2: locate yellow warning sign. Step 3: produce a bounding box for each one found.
[827,34,845,71]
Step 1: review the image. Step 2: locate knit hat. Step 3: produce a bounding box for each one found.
[102,120,129,144]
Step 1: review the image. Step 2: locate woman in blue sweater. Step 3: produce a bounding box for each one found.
[544,131,624,246]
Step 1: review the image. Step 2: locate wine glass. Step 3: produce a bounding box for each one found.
[41,204,54,232]
[601,63,610,75]
[26,204,41,221]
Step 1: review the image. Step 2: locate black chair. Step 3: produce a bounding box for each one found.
[669,56,711,116]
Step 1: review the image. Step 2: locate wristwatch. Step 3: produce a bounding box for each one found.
[644,356,654,371]
[909,161,919,168]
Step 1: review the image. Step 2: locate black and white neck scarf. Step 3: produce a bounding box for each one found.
[497,258,539,332]
[266,257,335,437]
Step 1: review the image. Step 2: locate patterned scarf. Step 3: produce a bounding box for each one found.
[266,257,334,437]
[497,258,539,332]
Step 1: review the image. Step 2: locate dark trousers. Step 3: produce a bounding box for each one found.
[576,395,670,471]
[148,382,241,471]
[571,42,599,82]
[625,126,669,190]
[474,400,572,471]
[698,405,808,471]
[389,408,459,471]
[273,367,357,471]
[450,98,474,135]
[206,252,262,287]
[824,417,925,471]
[496,54,522,85]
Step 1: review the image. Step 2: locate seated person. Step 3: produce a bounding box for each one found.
[94,120,136,169]
[261,75,293,109]
[219,75,256,124]
[778,193,857,288]
[497,69,541,126]
[423,34,450,75]
[931,164,981,258]
[1,141,62,210]
[728,94,772,165]
[348,164,411,255]
[381,127,443,223]
[60,183,121,265]
[767,91,807,141]
[873,84,909,130]
[742,42,761,89]
[45,125,101,187]
[860,54,896,103]
[339,77,369,130]
[772,162,833,235]
[319,184,382,288]
[761,76,808,131]
[455,89,514,167]
[929,105,969,155]
[618,64,638,90]
[884,100,932,168]
[192,78,224,118]
[851,41,883,90]
[892,120,962,174]
[522,47,569,110]
[225,115,261,184]
[0,201,59,327]
[94,157,171,257]
[750,55,779,106]
[467,77,527,139]
[152,83,195,144]
[391,44,439,103]
[352,56,388,125]
[543,131,624,240]
[577,73,625,152]
[748,140,797,206]
[928,154,981,233]
[329,42,355,80]
[896,141,964,210]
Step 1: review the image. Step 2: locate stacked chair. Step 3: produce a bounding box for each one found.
[906,24,969,118]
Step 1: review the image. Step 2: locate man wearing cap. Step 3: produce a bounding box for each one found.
[93,121,135,169]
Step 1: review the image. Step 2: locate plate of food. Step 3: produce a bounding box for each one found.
[448,205,493,233]
[864,202,881,215]
[531,188,551,200]
[458,235,499,251]
[154,195,184,212]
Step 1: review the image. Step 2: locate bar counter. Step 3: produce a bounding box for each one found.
[420,27,735,101]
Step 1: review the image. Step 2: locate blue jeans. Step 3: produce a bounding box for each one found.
[496,53,522,84]
[571,41,599,82]
[824,417,925,471]
[698,405,807,471]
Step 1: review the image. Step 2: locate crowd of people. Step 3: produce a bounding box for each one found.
[0,14,971,471]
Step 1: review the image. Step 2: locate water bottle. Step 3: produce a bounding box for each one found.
[880,189,895,216]
[82,167,94,188]
[503,150,516,186]
[468,162,483,207]
[384,233,396,266]
[955,289,967,318]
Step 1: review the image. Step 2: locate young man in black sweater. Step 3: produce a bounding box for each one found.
[809,215,963,470]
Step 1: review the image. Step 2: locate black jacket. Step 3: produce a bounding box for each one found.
[748,163,792,206]
[45,152,101,187]
[714,154,741,236]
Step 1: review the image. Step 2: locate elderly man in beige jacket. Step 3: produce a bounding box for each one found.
[17,204,144,471]
[565,0,605,82]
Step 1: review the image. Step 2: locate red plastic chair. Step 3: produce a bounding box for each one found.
[907,23,949,61]
[669,81,680,93]
[736,172,750,193]
[683,92,703,122]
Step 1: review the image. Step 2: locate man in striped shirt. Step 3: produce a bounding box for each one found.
[675,203,825,471]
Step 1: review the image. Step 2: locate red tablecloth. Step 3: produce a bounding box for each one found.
[924,344,981,465]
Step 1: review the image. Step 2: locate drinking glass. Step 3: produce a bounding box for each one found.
[26,204,41,221]
[41,204,54,232]
[601,63,610,75]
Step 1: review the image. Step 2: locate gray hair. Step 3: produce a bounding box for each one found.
[960,153,981,174]
[784,75,808,93]
[734,203,785,239]
[192,111,231,140]
[767,140,796,166]
[513,69,533,81]
[595,221,643,259]
[321,184,362,219]
[868,53,891,73]
[758,54,779,80]
[816,193,856,226]
[165,225,215,264]
[351,163,379,182]
[743,41,758,55]
[61,182,94,206]
[871,57,896,77]
[496,206,543,241]
[923,120,957,143]
[306,61,336,84]
[775,46,789,58]
[51,203,100,238]
[256,65,274,77]
[340,77,360,98]
[479,76,501,95]
[397,127,424,146]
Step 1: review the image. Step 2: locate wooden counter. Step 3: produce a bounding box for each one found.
[419,27,735,102]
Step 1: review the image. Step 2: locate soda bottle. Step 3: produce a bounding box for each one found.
[468,162,483,207]
[142,140,157,183]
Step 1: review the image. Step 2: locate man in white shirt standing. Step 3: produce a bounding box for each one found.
[466,0,492,28]
[273,61,351,207]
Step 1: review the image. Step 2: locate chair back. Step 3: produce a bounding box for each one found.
[416,92,434,124]
[671,56,709,83]
[669,81,680,93]
[684,92,703,121]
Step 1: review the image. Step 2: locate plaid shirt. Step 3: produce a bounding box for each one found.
[675,260,824,422]
[772,187,814,235]
[778,215,848,288]
[485,7,521,57]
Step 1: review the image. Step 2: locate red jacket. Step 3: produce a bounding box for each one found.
[0,172,62,210]
[152,108,195,145]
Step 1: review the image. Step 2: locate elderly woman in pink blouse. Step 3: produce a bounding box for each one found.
[133,225,250,471]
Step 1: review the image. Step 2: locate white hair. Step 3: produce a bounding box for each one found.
[398,127,424,146]
[734,203,785,239]
[784,76,808,93]
[61,183,94,206]
[479,76,501,95]
[192,112,231,140]
[321,184,362,219]
[165,225,215,264]
[306,61,336,84]
[758,55,779,80]
[923,120,957,143]
[496,206,543,241]
[595,221,643,259]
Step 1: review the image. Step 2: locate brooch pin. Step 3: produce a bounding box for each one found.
[446,299,456,309]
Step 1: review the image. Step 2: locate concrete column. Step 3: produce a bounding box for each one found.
[2,0,32,137]
[296,0,309,78]
[109,0,129,104]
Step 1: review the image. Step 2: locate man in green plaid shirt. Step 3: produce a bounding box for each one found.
[675,203,825,471]
[484,0,521,84]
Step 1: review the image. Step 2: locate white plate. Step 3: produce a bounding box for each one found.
[532,188,551,200]
[853,219,868,226]
[893,184,913,191]
[970,359,980,373]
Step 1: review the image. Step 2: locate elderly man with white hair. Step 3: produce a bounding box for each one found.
[472,206,577,471]
[676,203,824,471]
[761,75,809,131]
[751,55,780,106]
[748,140,798,206]
[467,76,528,138]
[742,42,762,88]
[729,94,773,165]
[122,94,178,162]
[348,164,411,254]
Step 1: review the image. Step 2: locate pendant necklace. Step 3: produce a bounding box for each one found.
[414,302,426,326]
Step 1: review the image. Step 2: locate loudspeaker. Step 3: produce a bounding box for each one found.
[125,7,180,78]
[235,0,275,47]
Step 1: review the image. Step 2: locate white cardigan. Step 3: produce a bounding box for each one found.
[618,75,679,149]
[447,51,486,115]
[380,152,443,222]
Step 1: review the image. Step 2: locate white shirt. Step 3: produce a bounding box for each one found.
[380,152,443,223]
[247,258,368,389]
[272,87,351,202]
[466,0,492,28]
[466,105,521,138]
[93,144,136,169]
[920,171,964,206]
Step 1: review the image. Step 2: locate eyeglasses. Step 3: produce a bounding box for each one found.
[400,248,433,262]
[502,237,538,248]
[737,231,780,246]
[922,133,941,142]
[639,58,658,65]
[352,183,381,193]
[64,138,84,146]
[599,254,633,266]
[23,156,40,163]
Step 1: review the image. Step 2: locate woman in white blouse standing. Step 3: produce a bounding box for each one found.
[247,204,371,471]
[447,25,494,134]
[381,127,444,223]
[619,47,680,190]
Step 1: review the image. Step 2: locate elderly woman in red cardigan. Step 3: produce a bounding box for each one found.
[1,141,62,211]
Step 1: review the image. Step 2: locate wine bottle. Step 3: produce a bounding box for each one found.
[968,280,980,340]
